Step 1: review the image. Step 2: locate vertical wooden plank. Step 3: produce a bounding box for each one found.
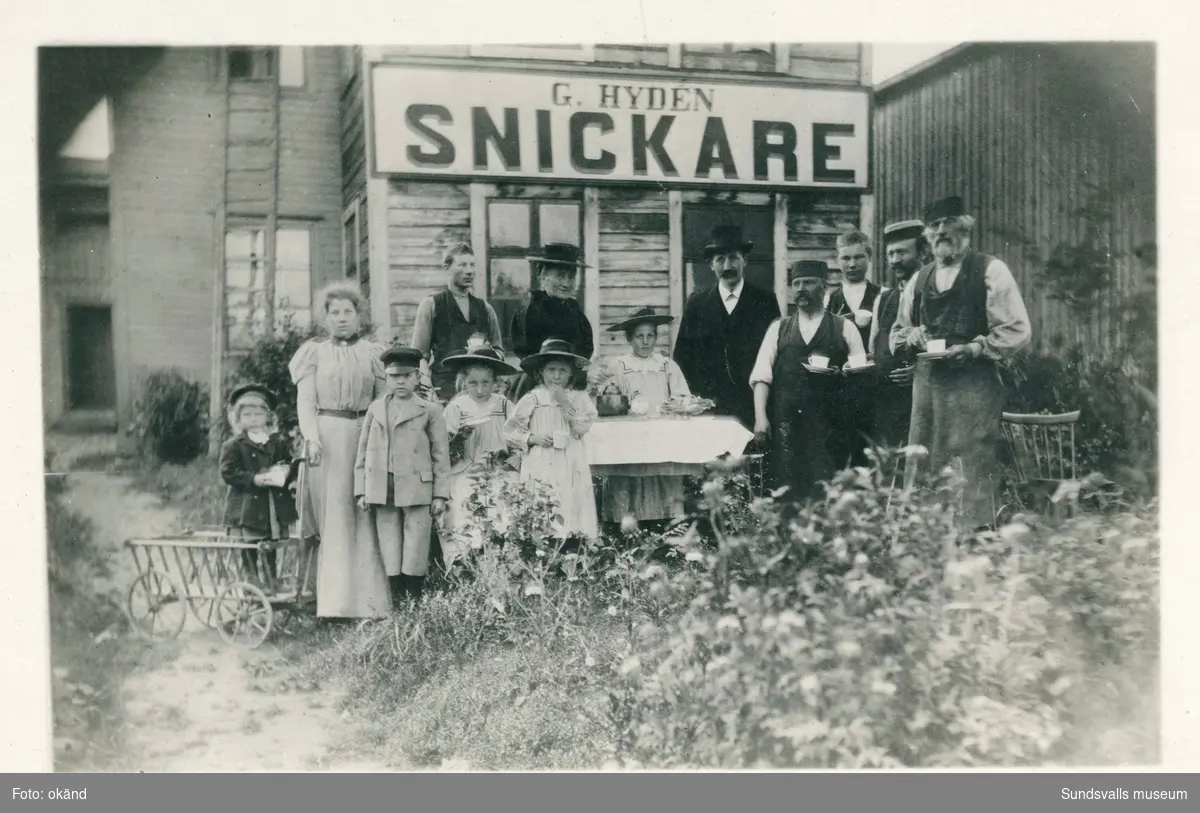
[469,182,491,299]
[361,46,393,340]
[667,189,684,349]
[583,187,601,360]
[859,43,872,86]
[775,44,790,75]
[667,45,682,69]
[773,193,788,314]
[208,49,231,457]
[859,193,876,282]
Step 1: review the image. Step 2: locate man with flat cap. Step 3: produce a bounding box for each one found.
[674,225,781,430]
[867,218,929,451]
[750,260,867,503]
[890,195,1031,530]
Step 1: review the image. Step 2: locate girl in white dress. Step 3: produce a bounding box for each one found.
[598,308,692,527]
[437,344,519,567]
[504,338,600,541]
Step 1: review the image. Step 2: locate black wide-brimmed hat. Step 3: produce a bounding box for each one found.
[923,195,967,222]
[606,307,675,334]
[788,260,830,283]
[228,382,275,411]
[381,346,424,373]
[528,242,589,269]
[702,225,754,261]
[519,338,591,374]
[883,218,926,244]
[439,344,518,376]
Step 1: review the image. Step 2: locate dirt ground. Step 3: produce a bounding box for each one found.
[47,433,393,773]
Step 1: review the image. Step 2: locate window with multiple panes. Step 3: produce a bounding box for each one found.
[682,43,777,71]
[486,199,583,351]
[227,47,275,81]
[227,46,305,86]
[224,224,313,351]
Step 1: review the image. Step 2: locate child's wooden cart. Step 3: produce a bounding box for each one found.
[122,451,317,649]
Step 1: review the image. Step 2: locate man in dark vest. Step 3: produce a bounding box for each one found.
[826,230,883,469]
[751,261,866,503]
[674,225,781,430]
[867,219,927,452]
[411,243,505,403]
[890,196,1031,530]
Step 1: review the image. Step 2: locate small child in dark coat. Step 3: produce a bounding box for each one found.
[219,383,299,587]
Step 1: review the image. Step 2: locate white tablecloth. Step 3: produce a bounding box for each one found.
[584,415,754,472]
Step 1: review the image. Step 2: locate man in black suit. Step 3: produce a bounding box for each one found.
[674,225,781,430]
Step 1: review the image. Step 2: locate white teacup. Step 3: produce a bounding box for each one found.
[808,354,830,369]
[926,338,947,353]
[848,353,868,368]
[854,309,873,328]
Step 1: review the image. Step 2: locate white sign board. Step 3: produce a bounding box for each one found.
[370,63,870,189]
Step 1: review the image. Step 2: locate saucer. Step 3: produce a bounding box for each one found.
[844,362,876,373]
[803,364,836,374]
[917,350,952,360]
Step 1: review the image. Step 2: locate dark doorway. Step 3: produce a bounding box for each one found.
[682,204,776,300]
[66,305,116,410]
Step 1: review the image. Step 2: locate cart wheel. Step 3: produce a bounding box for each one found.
[214,582,273,649]
[125,571,187,641]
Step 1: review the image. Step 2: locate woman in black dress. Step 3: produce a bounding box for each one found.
[507,243,594,402]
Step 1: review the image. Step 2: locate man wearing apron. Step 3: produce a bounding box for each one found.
[750,261,866,504]
[890,196,1032,530]
[411,243,505,403]
[868,219,928,451]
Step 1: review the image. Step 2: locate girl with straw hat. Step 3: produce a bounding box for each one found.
[503,338,600,541]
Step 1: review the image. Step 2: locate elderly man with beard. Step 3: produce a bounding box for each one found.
[890,196,1031,530]
[674,225,781,430]
[866,219,928,451]
[750,261,866,503]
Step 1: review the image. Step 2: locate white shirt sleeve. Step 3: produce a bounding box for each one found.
[749,319,783,387]
[843,317,867,359]
[867,288,886,355]
[978,258,1033,359]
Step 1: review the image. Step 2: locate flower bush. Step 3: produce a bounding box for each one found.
[127,370,209,464]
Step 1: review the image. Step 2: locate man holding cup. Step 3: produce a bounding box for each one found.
[826,230,882,468]
[867,218,928,451]
[889,195,1031,530]
[750,260,866,503]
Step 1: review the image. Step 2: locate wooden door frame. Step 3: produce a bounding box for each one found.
[680,202,776,301]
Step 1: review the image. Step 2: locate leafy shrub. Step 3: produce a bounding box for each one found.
[225,316,321,443]
[606,455,1159,769]
[127,370,209,464]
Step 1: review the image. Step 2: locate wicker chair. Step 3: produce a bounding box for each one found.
[1000,410,1081,518]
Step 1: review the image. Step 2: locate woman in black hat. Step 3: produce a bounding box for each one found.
[596,307,692,528]
[508,243,595,402]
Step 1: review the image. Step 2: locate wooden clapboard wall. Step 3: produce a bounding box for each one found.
[597,188,671,358]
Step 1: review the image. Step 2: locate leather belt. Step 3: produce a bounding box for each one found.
[318,409,366,420]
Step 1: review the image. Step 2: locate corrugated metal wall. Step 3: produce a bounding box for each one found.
[872,44,1155,361]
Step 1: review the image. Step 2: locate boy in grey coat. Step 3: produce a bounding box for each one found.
[355,346,451,605]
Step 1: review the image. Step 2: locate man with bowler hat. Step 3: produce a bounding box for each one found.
[867,219,928,451]
[674,225,781,430]
[750,260,866,503]
[890,195,1031,530]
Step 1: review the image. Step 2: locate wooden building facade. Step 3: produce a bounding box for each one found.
[871,43,1156,359]
[342,44,874,363]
